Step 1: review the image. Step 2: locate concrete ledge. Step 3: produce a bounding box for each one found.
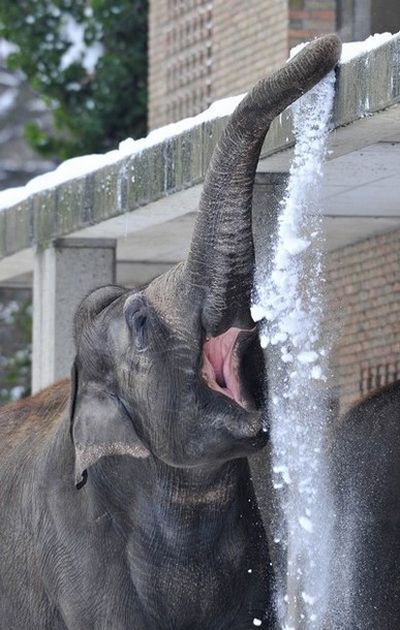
[1,34,400,268]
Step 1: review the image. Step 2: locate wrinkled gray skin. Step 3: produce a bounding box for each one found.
[329,381,400,630]
[0,36,341,630]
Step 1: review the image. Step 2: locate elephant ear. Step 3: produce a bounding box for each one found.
[70,361,149,489]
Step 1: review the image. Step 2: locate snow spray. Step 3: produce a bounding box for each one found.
[251,68,336,629]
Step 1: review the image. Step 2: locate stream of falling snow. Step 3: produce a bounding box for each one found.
[251,69,336,629]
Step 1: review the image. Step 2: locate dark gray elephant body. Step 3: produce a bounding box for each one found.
[0,387,271,629]
[0,36,341,629]
[330,382,400,630]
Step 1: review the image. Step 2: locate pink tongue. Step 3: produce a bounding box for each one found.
[202,328,244,406]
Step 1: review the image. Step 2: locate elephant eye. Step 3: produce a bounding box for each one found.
[124,297,148,351]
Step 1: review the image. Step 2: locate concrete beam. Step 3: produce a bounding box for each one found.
[32,238,115,393]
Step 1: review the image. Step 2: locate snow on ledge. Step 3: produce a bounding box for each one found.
[290,31,396,62]
[0,93,244,212]
[340,32,395,64]
[0,31,399,213]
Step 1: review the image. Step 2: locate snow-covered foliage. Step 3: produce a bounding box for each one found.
[59,14,104,74]
[0,1,148,160]
[0,292,32,404]
[0,87,17,115]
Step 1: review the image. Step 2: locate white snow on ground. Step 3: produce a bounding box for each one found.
[0,31,398,212]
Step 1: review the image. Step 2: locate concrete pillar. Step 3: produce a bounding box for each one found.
[32,238,116,393]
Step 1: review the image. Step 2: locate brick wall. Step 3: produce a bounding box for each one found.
[289,0,336,51]
[211,0,288,101]
[148,0,169,130]
[149,0,288,129]
[148,0,215,129]
[149,1,341,129]
[327,229,400,415]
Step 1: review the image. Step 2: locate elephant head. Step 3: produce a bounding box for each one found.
[70,35,341,488]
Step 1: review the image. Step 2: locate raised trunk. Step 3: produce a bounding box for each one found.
[185,34,342,337]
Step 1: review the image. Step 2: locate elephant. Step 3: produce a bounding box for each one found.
[0,35,341,630]
[329,381,400,629]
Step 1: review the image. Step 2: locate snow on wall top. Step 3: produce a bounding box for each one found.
[339,32,394,63]
[0,31,399,213]
[0,93,244,212]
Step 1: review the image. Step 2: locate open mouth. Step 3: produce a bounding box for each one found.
[201,327,263,410]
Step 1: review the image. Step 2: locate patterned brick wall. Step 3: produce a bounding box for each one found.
[164,0,213,125]
[327,229,400,415]
[148,0,169,130]
[149,0,288,129]
[149,1,341,129]
[149,0,215,129]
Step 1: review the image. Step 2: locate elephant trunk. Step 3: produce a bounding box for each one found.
[185,34,341,337]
